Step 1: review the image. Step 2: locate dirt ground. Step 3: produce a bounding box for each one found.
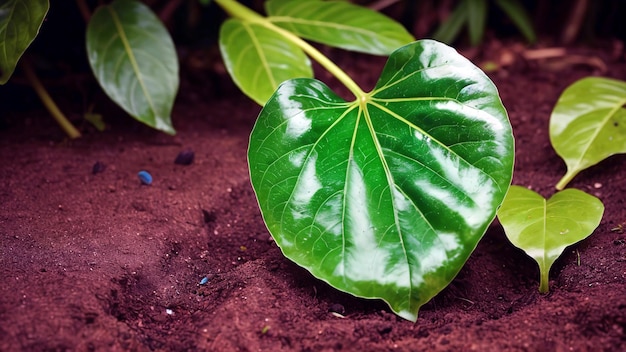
[1,42,625,351]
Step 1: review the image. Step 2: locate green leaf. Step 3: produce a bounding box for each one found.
[86,0,179,134]
[467,0,487,46]
[497,186,604,293]
[219,18,312,106]
[265,0,414,55]
[248,39,514,321]
[432,0,469,45]
[0,0,48,84]
[493,0,536,43]
[550,77,626,190]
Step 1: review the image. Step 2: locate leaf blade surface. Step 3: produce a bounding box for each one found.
[0,0,48,84]
[248,40,514,321]
[550,77,626,189]
[265,0,414,55]
[497,186,604,292]
[219,18,312,105]
[86,0,179,134]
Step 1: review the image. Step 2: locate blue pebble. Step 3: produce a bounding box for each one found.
[138,170,152,185]
[199,277,209,285]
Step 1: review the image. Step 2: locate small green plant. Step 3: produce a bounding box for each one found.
[0,0,178,137]
[497,186,604,293]
[550,77,626,190]
[216,0,514,321]
[433,0,536,46]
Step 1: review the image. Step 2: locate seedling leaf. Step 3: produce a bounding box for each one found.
[497,186,604,293]
[248,40,514,322]
[265,0,414,55]
[550,77,626,190]
[219,18,312,105]
[86,0,179,134]
[0,0,48,84]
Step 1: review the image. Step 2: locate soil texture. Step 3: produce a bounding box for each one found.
[1,43,625,351]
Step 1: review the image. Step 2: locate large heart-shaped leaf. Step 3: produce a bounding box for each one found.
[248,40,514,321]
[0,0,48,84]
[497,186,604,293]
[86,0,179,134]
[219,18,312,105]
[265,0,414,55]
[550,77,626,190]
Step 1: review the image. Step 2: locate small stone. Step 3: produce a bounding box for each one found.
[329,303,345,315]
[593,182,602,189]
[138,170,152,185]
[174,149,195,165]
[92,161,106,174]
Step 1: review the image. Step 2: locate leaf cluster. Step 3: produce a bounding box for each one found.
[1,0,178,135]
[498,76,626,293]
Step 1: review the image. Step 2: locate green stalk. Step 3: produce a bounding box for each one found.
[213,0,365,99]
[538,264,549,293]
[555,171,577,191]
[21,60,81,139]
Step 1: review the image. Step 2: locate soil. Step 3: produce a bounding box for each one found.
[1,42,625,351]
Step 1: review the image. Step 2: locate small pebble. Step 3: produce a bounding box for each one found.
[594,182,602,189]
[92,161,106,174]
[138,170,152,185]
[329,303,345,315]
[199,277,209,285]
[165,308,174,315]
[174,149,195,165]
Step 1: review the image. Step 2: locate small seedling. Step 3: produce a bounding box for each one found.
[216,0,515,321]
[550,77,626,190]
[497,185,604,293]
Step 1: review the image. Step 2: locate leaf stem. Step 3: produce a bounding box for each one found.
[20,60,81,139]
[213,0,365,99]
[555,170,577,190]
[539,266,549,293]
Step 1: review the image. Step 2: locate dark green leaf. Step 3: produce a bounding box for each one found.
[266,0,414,55]
[550,77,626,190]
[86,0,179,134]
[248,39,514,321]
[0,0,48,84]
[219,18,312,105]
[467,0,487,46]
[493,0,536,43]
[432,0,468,45]
[498,186,604,292]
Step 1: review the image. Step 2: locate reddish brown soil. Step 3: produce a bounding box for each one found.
[1,44,625,351]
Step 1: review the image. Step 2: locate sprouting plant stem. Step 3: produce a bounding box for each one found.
[20,60,81,139]
[555,170,578,190]
[213,0,365,99]
[538,266,549,293]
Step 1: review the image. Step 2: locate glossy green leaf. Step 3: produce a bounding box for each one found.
[0,0,48,84]
[86,0,179,134]
[550,77,626,190]
[265,0,414,55]
[219,18,312,105]
[497,186,604,293]
[248,39,514,321]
